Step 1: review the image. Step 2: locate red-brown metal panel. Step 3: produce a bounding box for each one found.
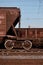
[0,11,6,36]
[16,28,43,39]
[0,7,20,36]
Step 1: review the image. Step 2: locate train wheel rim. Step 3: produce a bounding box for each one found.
[22,40,32,51]
[4,40,14,50]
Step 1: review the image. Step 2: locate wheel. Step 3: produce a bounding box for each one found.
[22,40,32,51]
[4,40,14,50]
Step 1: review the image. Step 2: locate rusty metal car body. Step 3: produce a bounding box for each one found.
[0,7,43,51]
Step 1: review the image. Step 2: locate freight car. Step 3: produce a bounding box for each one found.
[0,7,20,49]
[0,7,43,51]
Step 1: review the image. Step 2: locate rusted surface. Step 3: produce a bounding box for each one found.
[16,28,43,48]
[0,7,20,36]
[0,7,43,49]
[16,28,43,39]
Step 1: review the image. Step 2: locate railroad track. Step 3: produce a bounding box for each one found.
[0,48,43,52]
[0,49,43,56]
[0,49,43,65]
